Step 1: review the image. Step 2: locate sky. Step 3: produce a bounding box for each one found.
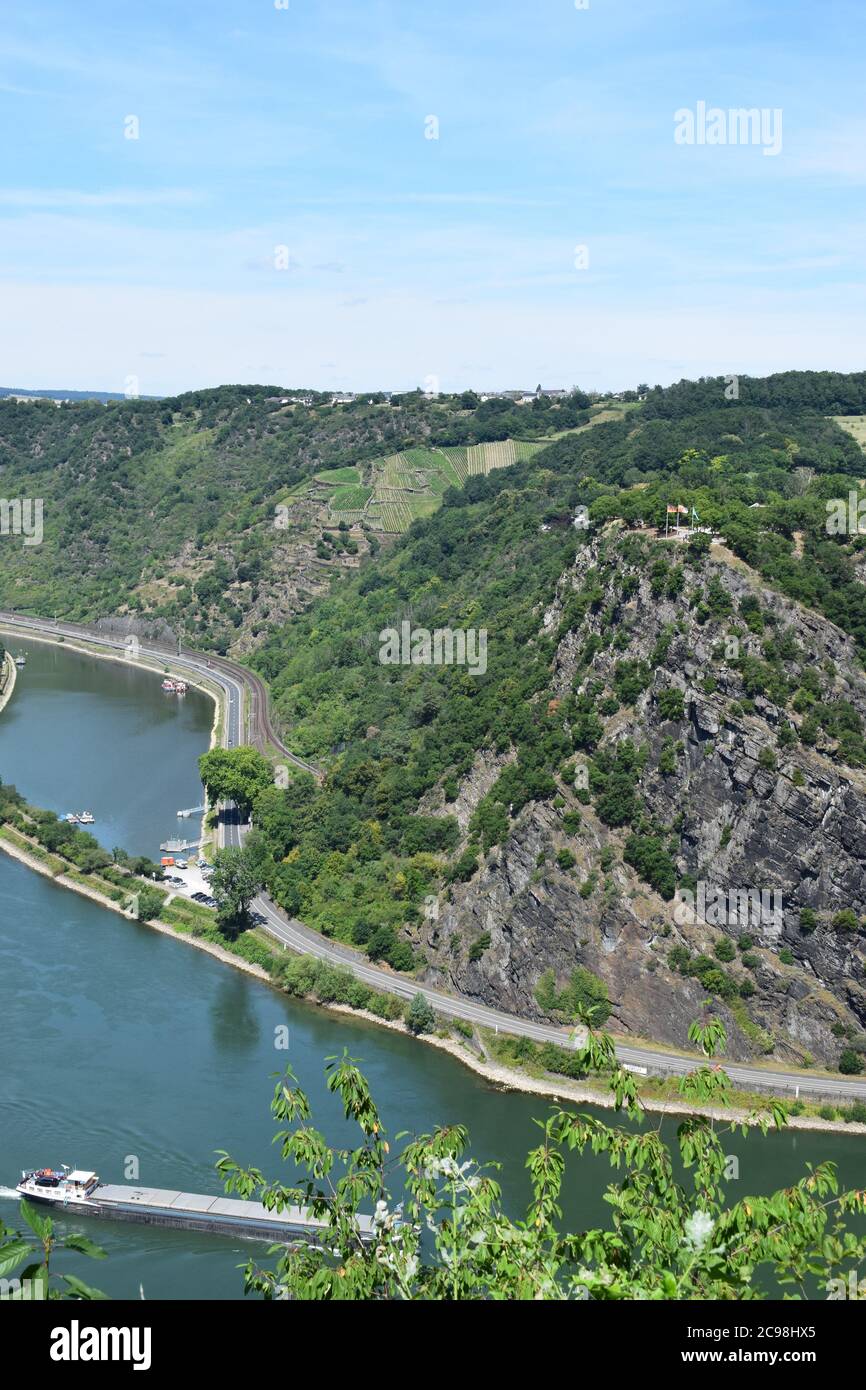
[0,0,863,396]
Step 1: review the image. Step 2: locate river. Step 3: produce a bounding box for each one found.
[0,635,863,1299]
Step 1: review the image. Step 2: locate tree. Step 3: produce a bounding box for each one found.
[209,844,265,938]
[198,746,274,818]
[406,992,435,1035]
[839,1048,864,1075]
[131,885,165,922]
[216,1019,866,1301]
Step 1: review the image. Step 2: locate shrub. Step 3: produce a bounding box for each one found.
[657,688,685,722]
[556,848,577,871]
[405,992,435,1035]
[447,846,479,883]
[832,909,858,932]
[535,966,611,1024]
[623,834,676,900]
[668,944,691,973]
[468,931,491,963]
[714,938,736,963]
[839,1048,864,1076]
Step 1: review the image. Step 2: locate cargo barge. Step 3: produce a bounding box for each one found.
[15,1167,375,1245]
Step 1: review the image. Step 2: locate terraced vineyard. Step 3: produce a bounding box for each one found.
[288,438,545,534]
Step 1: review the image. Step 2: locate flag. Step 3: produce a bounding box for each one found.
[691,505,700,522]
[677,504,689,514]
[666,505,678,514]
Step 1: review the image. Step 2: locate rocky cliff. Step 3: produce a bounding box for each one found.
[417,528,866,1066]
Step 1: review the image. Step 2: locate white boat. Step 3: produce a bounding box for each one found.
[15,654,25,667]
[63,813,80,824]
[78,811,95,824]
[16,1166,100,1209]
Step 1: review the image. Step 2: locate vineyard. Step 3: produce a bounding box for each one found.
[288,437,543,535]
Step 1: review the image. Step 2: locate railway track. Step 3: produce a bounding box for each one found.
[0,610,320,779]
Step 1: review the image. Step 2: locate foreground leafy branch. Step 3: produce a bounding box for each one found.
[0,1201,107,1300]
[217,1016,866,1300]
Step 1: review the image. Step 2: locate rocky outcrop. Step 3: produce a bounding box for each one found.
[417,533,866,1066]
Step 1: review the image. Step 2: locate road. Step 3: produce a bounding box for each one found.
[2,610,866,1103]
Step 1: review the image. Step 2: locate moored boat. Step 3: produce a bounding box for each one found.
[78,811,95,824]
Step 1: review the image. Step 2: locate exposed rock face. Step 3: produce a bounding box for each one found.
[418,533,866,1066]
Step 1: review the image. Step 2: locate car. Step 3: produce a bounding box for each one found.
[191,891,208,903]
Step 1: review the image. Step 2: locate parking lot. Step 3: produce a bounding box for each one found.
[161,861,217,908]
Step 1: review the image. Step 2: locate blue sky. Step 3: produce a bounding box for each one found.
[1,0,863,395]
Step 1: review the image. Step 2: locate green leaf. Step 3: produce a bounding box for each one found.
[19,1200,52,1241]
[62,1233,108,1260]
[0,1239,35,1279]
[60,1272,110,1300]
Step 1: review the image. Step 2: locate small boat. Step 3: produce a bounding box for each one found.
[15,654,25,667]
[78,811,95,824]
[16,1166,100,1209]
[161,678,177,692]
[63,813,80,824]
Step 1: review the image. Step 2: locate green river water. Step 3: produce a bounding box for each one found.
[0,636,863,1299]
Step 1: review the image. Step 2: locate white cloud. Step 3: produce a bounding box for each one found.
[0,188,205,209]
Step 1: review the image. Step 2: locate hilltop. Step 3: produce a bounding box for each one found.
[0,383,590,652]
[239,370,866,1068]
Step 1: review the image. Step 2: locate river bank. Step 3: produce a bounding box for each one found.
[2,816,864,1138]
[3,626,865,1134]
[0,650,16,716]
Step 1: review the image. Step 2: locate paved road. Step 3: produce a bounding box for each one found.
[3,611,866,1102]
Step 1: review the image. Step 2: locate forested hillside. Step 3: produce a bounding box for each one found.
[235,371,866,1063]
[0,384,589,650]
